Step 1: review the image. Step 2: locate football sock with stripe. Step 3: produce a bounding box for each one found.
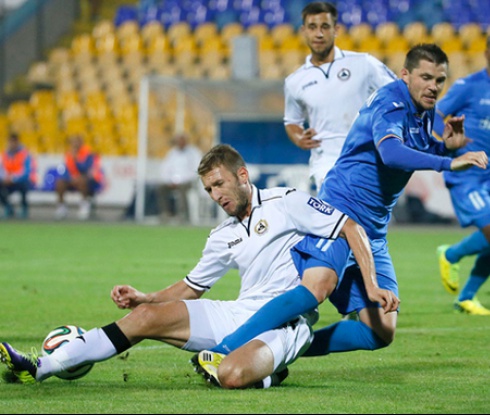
[302,320,388,357]
[446,231,489,264]
[212,285,319,354]
[36,324,129,381]
[459,250,490,302]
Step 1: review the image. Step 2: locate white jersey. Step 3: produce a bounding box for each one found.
[284,47,396,188]
[185,186,348,301]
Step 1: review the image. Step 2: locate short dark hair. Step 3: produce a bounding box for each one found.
[301,2,338,25]
[404,43,449,72]
[197,144,246,178]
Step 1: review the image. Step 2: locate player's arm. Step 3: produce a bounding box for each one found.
[285,123,320,150]
[111,280,202,310]
[339,218,400,313]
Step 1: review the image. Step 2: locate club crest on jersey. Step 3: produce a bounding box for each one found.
[308,198,335,215]
[337,68,351,81]
[255,219,269,235]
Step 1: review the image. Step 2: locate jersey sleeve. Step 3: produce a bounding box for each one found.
[184,231,232,292]
[283,189,348,239]
[372,98,406,147]
[283,80,306,126]
[367,54,397,89]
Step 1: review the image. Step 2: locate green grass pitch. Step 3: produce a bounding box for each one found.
[0,222,489,414]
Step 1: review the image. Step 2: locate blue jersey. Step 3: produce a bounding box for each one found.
[319,79,446,239]
[434,69,490,187]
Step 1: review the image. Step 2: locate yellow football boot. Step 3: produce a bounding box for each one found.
[454,298,490,316]
[437,245,460,294]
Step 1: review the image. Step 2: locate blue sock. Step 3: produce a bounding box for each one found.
[303,320,388,357]
[446,231,489,263]
[212,286,319,354]
[459,251,490,302]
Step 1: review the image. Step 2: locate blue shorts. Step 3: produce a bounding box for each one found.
[448,180,490,229]
[291,236,399,315]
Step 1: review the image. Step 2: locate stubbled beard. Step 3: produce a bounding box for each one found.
[229,188,249,218]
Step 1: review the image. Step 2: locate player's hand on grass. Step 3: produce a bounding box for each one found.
[111,285,148,309]
[451,151,488,171]
[367,287,400,314]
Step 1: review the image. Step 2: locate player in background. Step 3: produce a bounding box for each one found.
[284,2,396,193]
[0,144,399,389]
[54,135,105,221]
[434,35,490,315]
[196,44,488,380]
[0,133,37,219]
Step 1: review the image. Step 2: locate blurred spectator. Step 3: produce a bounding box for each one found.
[158,133,203,223]
[0,133,37,219]
[55,135,105,221]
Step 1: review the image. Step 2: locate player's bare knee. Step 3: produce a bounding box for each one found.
[218,359,248,389]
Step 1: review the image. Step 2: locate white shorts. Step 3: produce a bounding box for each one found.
[182,298,315,372]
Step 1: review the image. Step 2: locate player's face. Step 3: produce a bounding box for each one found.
[201,165,251,219]
[301,12,337,60]
[402,59,448,111]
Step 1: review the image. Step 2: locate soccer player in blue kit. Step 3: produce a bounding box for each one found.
[194,44,488,383]
[435,35,490,315]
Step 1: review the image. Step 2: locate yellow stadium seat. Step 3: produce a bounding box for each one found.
[465,34,487,53]
[26,62,51,86]
[146,33,172,57]
[71,33,95,57]
[375,22,400,48]
[431,22,456,45]
[335,32,355,50]
[278,34,304,52]
[357,33,383,56]
[349,23,373,47]
[220,22,244,44]
[7,101,32,123]
[167,21,192,44]
[270,23,295,47]
[29,90,56,108]
[459,23,484,49]
[141,21,164,44]
[402,21,431,46]
[95,33,120,57]
[383,34,410,55]
[194,22,219,46]
[247,23,269,39]
[119,33,144,57]
[116,20,140,42]
[92,19,115,40]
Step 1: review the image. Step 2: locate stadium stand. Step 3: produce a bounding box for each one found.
[1,0,489,163]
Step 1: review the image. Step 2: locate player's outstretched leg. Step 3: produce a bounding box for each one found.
[0,342,39,384]
[437,245,460,294]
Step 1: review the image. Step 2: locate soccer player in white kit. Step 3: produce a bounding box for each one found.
[284,2,397,192]
[0,144,399,389]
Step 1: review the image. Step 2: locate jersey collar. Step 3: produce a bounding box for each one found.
[304,46,343,69]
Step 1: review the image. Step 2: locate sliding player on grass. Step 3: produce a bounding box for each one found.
[0,144,398,389]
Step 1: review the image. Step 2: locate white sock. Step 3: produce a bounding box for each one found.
[261,376,272,389]
[36,328,117,381]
